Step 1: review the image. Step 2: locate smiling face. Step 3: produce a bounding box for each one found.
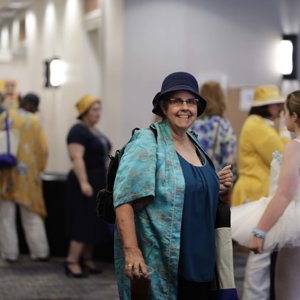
[160,91,198,134]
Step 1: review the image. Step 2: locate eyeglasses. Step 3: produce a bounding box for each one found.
[168,97,199,107]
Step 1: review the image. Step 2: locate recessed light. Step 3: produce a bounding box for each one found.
[6,1,30,10]
[0,11,16,18]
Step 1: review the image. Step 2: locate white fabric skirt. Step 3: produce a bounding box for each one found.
[231,196,300,251]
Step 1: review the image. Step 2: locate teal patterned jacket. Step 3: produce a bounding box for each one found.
[113,120,217,300]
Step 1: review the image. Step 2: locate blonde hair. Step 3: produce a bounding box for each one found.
[200,81,226,117]
[286,90,300,125]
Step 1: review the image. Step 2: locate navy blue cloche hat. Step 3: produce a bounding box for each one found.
[152,71,207,117]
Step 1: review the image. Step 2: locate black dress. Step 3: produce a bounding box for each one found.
[65,123,111,244]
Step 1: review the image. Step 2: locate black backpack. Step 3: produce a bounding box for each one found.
[96,127,157,224]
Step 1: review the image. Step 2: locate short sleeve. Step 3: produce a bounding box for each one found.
[67,124,88,146]
[113,129,157,208]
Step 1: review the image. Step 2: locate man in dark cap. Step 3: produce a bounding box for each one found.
[0,91,49,262]
[20,93,40,113]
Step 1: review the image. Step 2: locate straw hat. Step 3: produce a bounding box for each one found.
[251,85,285,107]
[75,94,100,118]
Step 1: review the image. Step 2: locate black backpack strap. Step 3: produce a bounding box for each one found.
[132,126,157,142]
[149,126,157,141]
[106,148,123,191]
[132,127,140,136]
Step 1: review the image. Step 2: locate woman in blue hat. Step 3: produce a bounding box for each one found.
[113,72,237,299]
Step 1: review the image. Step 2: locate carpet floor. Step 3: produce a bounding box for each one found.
[0,248,248,300]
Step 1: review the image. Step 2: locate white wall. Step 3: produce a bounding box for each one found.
[0,0,104,173]
[121,0,300,144]
[0,0,300,172]
[100,0,124,149]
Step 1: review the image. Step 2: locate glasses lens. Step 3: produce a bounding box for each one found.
[169,98,198,106]
[169,98,182,105]
[186,99,198,105]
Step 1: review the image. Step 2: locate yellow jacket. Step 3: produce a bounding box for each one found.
[0,109,48,218]
[232,115,289,206]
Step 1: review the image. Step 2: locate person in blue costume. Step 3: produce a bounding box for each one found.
[113,72,234,299]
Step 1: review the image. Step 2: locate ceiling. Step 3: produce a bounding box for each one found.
[0,0,31,24]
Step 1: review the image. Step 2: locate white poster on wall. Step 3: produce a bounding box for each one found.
[239,88,254,111]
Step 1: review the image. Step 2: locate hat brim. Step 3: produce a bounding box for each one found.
[152,85,206,117]
[251,97,285,107]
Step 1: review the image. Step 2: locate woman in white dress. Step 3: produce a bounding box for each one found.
[231,90,300,299]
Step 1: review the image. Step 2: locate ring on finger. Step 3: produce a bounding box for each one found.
[127,263,133,268]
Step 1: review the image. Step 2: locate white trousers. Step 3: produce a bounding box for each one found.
[242,251,271,300]
[0,200,49,260]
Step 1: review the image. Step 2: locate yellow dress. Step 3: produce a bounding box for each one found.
[232,115,288,206]
[0,109,48,218]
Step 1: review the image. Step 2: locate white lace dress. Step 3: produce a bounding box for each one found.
[231,139,300,251]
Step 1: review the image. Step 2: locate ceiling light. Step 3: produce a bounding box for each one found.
[0,11,16,19]
[6,1,31,10]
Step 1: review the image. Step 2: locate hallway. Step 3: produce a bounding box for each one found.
[0,248,248,300]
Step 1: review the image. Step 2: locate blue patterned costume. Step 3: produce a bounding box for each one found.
[191,115,237,174]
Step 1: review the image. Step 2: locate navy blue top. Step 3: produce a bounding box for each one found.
[67,123,111,169]
[177,149,219,282]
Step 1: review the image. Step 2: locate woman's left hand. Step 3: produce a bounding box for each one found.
[249,236,264,254]
[218,165,233,192]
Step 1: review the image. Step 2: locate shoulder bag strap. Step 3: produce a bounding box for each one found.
[212,120,221,157]
[4,110,11,154]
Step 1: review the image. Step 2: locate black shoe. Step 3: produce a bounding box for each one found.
[81,259,102,274]
[31,257,50,262]
[85,265,102,274]
[64,261,88,278]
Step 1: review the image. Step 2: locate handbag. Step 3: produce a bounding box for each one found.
[213,200,239,300]
[0,110,19,168]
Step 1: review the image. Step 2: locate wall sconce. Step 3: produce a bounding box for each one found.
[44,57,65,87]
[278,34,298,80]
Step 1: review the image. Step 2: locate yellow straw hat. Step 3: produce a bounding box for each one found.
[75,94,100,118]
[251,85,285,107]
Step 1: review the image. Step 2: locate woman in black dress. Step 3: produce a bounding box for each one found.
[64,94,111,277]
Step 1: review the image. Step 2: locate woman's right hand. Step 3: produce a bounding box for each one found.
[80,181,93,197]
[124,246,148,279]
